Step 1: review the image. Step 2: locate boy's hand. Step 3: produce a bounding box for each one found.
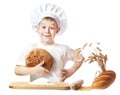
[61,69,74,82]
[31,61,49,77]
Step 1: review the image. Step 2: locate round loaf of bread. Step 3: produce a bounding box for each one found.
[26,48,53,71]
[92,70,116,89]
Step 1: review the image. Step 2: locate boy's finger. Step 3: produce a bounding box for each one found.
[38,60,45,66]
[44,69,49,73]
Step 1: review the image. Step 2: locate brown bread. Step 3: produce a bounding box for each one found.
[26,48,53,71]
[92,70,116,89]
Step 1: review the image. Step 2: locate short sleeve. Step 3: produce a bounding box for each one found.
[64,46,84,63]
[16,43,38,66]
[63,45,74,62]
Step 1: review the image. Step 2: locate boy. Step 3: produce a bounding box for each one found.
[15,3,84,82]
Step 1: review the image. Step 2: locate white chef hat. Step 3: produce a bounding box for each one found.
[31,3,67,35]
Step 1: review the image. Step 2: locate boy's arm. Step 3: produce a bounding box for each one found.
[71,48,85,74]
[15,61,49,77]
[14,65,33,75]
[70,56,84,74]
[61,55,84,81]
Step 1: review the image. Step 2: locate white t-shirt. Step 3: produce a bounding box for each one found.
[17,42,74,82]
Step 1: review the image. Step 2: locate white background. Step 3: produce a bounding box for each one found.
[0,0,120,95]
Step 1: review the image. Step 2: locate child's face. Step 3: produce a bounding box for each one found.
[36,18,60,45]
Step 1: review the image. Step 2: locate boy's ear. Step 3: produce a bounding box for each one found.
[35,25,39,30]
[57,27,60,33]
[35,25,39,32]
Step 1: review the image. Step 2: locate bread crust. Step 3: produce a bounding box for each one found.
[26,48,53,71]
[92,70,116,89]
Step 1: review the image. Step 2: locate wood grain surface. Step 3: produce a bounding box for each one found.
[9,81,70,90]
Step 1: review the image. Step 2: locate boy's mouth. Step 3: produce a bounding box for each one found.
[43,35,52,39]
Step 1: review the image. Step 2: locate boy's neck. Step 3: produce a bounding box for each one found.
[40,40,54,46]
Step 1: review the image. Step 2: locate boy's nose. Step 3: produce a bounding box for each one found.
[46,28,50,33]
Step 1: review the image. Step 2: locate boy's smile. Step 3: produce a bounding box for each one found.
[36,17,60,45]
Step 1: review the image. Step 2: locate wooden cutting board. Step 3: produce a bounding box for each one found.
[9,81,70,90]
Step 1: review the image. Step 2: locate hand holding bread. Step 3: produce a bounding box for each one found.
[26,48,53,71]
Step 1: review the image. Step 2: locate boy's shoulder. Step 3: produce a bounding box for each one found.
[25,42,40,49]
[55,43,72,50]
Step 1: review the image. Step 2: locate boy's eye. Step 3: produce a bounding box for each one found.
[50,27,55,30]
[42,26,46,29]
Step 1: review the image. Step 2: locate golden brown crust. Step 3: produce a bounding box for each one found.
[99,70,116,77]
[92,70,116,89]
[93,75,113,83]
[92,80,110,89]
[26,48,53,71]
